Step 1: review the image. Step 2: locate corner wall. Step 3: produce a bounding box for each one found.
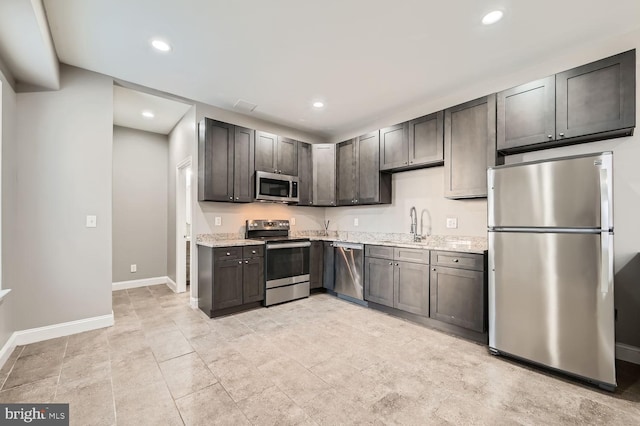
[3,65,113,331]
[113,126,168,282]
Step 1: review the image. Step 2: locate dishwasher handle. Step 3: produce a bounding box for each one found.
[332,242,364,250]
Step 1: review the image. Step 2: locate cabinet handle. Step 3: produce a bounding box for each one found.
[395,263,399,266]
[310,201,313,205]
[355,199,358,203]
[252,250,256,254]
[238,261,242,264]
[389,262,393,265]
[226,252,231,256]
[410,161,413,164]
[404,162,408,165]
[235,197,239,200]
[229,197,233,200]
[432,268,436,271]
[453,259,459,262]
[559,133,565,137]
[245,260,249,264]
[547,135,553,138]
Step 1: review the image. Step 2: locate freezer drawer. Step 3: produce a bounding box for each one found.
[488,152,612,230]
[489,231,615,386]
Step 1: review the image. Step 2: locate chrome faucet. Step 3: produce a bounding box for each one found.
[409,206,421,242]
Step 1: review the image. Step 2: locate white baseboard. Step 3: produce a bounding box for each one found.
[190,297,198,309]
[166,276,177,292]
[112,276,168,291]
[0,312,114,370]
[616,342,640,365]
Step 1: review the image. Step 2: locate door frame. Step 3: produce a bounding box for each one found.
[175,156,193,294]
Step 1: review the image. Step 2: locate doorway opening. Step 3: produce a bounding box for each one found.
[176,157,193,294]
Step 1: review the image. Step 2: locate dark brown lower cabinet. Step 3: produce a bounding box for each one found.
[364,246,429,316]
[364,257,394,307]
[395,261,429,316]
[310,241,324,289]
[198,245,265,318]
[429,266,485,332]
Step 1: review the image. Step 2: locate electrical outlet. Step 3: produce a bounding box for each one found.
[130,264,137,273]
[86,215,97,228]
[214,217,222,226]
[354,218,359,227]
[446,217,458,229]
[291,217,296,226]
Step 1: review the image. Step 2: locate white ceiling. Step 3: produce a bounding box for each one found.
[113,85,192,135]
[0,0,59,90]
[38,0,640,137]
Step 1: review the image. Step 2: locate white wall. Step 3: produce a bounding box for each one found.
[0,68,16,349]
[113,126,168,282]
[3,65,113,330]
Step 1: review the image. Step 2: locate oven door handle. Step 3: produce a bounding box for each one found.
[266,242,311,249]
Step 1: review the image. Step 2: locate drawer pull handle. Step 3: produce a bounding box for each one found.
[432,268,436,271]
[226,252,231,256]
[245,260,249,264]
[395,263,399,266]
[453,259,459,262]
[252,250,256,254]
[389,262,393,265]
[238,261,242,264]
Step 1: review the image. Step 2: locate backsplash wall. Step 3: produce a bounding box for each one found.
[324,167,487,237]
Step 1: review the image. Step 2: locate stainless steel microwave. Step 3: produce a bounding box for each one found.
[255,171,299,203]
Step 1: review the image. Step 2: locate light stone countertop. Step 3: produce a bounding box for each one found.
[196,231,487,254]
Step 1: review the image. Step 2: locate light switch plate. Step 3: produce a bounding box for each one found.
[130,264,137,273]
[446,217,458,229]
[291,217,296,226]
[354,218,359,227]
[86,215,97,228]
[214,217,222,226]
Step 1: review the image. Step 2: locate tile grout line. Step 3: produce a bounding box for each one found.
[0,346,25,391]
[52,337,69,401]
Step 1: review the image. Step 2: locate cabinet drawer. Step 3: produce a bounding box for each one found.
[365,245,394,260]
[394,247,429,264]
[243,245,264,258]
[430,251,484,271]
[214,247,243,261]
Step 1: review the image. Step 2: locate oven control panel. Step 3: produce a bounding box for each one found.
[246,219,290,231]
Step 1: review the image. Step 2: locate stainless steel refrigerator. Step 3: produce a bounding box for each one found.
[488,151,616,390]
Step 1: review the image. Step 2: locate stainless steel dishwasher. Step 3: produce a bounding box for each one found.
[333,242,364,301]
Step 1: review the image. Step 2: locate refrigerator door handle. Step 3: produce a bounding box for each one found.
[598,154,613,231]
[600,233,613,295]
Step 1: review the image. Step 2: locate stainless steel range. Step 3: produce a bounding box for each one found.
[246,219,310,306]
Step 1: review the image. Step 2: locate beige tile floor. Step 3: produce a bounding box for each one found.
[0,284,638,425]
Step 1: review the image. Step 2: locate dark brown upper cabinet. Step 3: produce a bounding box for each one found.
[198,118,254,203]
[497,76,555,152]
[444,95,497,199]
[380,112,444,172]
[336,131,391,206]
[312,144,336,206]
[557,50,635,141]
[498,49,635,154]
[297,141,313,206]
[255,131,298,175]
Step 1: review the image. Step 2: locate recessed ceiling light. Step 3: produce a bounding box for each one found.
[482,10,504,25]
[142,110,155,119]
[151,39,172,52]
[313,101,324,108]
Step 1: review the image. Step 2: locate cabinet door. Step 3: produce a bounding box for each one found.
[243,257,264,303]
[255,131,278,173]
[430,266,485,332]
[556,50,635,140]
[277,137,298,175]
[323,241,335,290]
[312,144,336,206]
[310,241,324,289]
[444,95,496,199]
[233,126,255,202]
[364,257,394,307]
[357,130,381,204]
[198,118,234,202]
[213,259,244,310]
[336,139,357,205]
[297,142,313,205]
[409,111,444,167]
[497,76,555,152]
[380,123,408,170]
[394,261,429,316]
